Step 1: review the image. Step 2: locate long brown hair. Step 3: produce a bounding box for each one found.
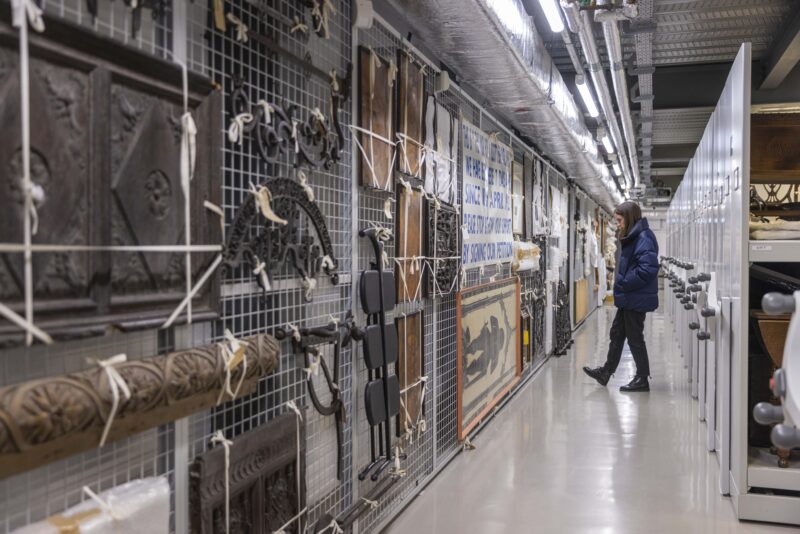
[615,201,642,237]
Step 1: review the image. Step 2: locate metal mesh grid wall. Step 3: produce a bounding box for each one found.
[0,3,585,533]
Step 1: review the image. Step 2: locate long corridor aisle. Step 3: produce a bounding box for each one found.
[384,307,795,533]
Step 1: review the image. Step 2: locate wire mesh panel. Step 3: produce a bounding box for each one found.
[0,3,580,533]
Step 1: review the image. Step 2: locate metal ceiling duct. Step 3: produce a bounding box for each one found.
[596,0,641,188]
[389,0,621,210]
[560,0,634,191]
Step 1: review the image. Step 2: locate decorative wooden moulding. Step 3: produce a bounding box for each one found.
[190,412,306,534]
[0,334,279,479]
[0,13,222,345]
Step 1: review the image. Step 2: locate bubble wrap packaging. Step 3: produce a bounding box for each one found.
[14,477,169,534]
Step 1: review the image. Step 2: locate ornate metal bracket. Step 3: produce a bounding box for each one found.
[229,65,350,170]
[275,313,359,480]
[223,177,339,302]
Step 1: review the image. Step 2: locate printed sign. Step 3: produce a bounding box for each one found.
[461,121,514,268]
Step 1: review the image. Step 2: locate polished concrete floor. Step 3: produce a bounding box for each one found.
[384,306,796,534]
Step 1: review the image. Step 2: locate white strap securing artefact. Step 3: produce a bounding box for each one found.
[290,15,308,34]
[82,486,120,521]
[204,200,225,239]
[256,99,274,125]
[226,13,249,42]
[271,402,307,534]
[311,0,336,38]
[12,0,44,32]
[13,0,44,346]
[389,445,407,478]
[210,431,234,534]
[216,329,249,405]
[460,265,467,287]
[253,260,271,291]
[302,276,317,300]
[286,323,302,342]
[329,69,340,93]
[311,106,326,125]
[384,196,395,219]
[227,112,253,144]
[179,60,197,325]
[291,119,300,154]
[321,254,335,272]
[26,182,44,236]
[387,59,397,87]
[297,170,315,202]
[249,182,288,225]
[161,253,224,329]
[362,497,379,510]
[0,301,51,344]
[463,436,476,450]
[88,354,131,448]
[304,346,321,379]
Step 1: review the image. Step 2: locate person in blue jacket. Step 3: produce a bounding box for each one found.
[583,201,659,392]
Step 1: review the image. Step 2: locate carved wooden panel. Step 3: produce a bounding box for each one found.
[751,113,800,182]
[396,311,423,435]
[190,412,306,534]
[397,51,424,178]
[0,15,222,344]
[395,185,424,302]
[428,203,460,295]
[358,47,394,190]
[0,334,279,478]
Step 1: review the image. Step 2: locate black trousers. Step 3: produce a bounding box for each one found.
[602,308,651,377]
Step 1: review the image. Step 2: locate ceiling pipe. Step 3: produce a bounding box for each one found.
[596,0,641,188]
[560,0,634,191]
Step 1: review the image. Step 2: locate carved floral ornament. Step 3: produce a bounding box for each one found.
[0,334,279,478]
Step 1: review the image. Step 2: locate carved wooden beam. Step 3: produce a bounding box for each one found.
[0,334,279,479]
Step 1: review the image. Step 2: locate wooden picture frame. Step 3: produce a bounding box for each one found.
[395,311,425,436]
[457,277,521,440]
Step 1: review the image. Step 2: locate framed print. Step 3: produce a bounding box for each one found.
[457,277,521,440]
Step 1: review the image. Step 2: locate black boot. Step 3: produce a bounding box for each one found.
[583,366,611,387]
[620,375,650,392]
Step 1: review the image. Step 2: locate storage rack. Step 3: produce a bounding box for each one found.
[0,2,610,532]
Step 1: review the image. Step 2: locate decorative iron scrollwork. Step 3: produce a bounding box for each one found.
[228,66,350,169]
[275,313,359,481]
[223,177,339,302]
[428,202,460,295]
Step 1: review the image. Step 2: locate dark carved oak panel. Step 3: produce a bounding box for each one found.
[0,15,222,344]
[397,51,424,178]
[396,185,424,302]
[358,47,394,191]
[190,413,306,534]
[751,113,800,181]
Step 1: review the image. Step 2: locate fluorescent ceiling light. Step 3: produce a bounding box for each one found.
[576,76,599,118]
[538,0,565,33]
[612,162,621,176]
[601,134,615,154]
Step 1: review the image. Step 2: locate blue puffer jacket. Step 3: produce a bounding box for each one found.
[614,218,660,312]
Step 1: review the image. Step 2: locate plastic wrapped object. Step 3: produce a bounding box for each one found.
[14,477,169,534]
[512,241,541,272]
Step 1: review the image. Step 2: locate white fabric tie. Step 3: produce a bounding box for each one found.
[291,120,300,154]
[302,276,317,300]
[253,259,271,291]
[297,170,315,202]
[227,113,253,144]
[250,182,288,225]
[256,99,274,125]
[384,197,394,219]
[82,486,120,521]
[12,0,45,32]
[321,255,335,272]
[362,497,379,510]
[286,323,302,342]
[25,182,44,236]
[304,347,321,379]
[181,108,197,324]
[88,354,131,448]
[226,13,249,42]
[210,431,234,534]
[290,15,309,34]
[216,329,249,405]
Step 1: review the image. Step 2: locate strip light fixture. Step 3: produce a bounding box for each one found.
[612,162,622,176]
[575,75,599,118]
[600,131,615,154]
[538,0,565,33]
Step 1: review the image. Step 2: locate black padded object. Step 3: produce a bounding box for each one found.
[363,323,398,369]
[360,270,396,314]
[364,375,401,426]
